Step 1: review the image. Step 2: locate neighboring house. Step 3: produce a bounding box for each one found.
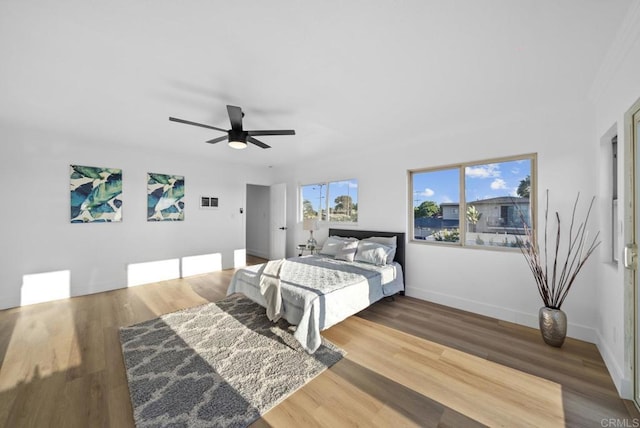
[467,196,530,234]
[413,203,460,239]
[441,203,460,221]
[415,197,529,239]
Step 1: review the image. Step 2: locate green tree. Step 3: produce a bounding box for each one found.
[517,175,531,198]
[302,199,317,219]
[414,200,440,218]
[334,195,353,215]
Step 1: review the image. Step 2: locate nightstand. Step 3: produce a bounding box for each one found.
[297,244,318,256]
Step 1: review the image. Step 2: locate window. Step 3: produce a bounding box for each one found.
[301,179,358,223]
[302,183,327,220]
[412,168,460,242]
[410,154,536,249]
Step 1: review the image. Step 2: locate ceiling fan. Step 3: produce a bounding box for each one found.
[169,105,295,150]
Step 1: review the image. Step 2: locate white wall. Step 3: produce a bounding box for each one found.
[272,3,640,397]
[591,2,640,398]
[0,121,273,310]
[274,103,600,340]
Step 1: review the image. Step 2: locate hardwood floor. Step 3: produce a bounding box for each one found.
[0,257,637,427]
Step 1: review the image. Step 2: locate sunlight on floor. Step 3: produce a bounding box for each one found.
[323,316,566,427]
[0,301,80,392]
[21,270,71,306]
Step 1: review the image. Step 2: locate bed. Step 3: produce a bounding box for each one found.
[227,228,405,353]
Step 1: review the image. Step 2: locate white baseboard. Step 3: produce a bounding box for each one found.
[405,286,597,343]
[596,329,632,399]
[0,295,19,311]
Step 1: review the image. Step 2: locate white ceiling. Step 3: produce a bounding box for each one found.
[0,0,632,167]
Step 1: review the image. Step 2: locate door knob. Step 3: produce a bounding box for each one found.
[624,244,637,270]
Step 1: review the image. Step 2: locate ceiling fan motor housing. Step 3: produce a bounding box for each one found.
[228,129,248,143]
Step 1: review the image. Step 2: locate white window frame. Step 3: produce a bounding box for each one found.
[408,153,537,251]
[300,178,358,224]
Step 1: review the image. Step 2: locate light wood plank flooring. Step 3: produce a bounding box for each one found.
[0,256,637,427]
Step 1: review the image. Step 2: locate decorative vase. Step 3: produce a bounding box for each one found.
[539,307,567,347]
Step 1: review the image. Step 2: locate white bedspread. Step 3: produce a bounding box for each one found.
[227,255,404,353]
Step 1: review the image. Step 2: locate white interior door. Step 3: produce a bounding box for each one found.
[269,183,287,260]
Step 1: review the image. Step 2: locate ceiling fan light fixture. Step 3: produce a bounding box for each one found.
[228,129,248,149]
[228,140,248,150]
[170,105,295,151]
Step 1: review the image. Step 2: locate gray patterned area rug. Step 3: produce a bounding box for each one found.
[120,294,345,428]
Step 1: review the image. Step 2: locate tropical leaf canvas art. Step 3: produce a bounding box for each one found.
[147,173,185,221]
[70,165,123,223]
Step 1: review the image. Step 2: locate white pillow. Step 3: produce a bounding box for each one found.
[335,240,358,262]
[355,241,393,266]
[319,236,358,257]
[363,236,397,264]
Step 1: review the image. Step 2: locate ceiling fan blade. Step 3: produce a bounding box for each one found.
[247,136,271,149]
[247,130,296,136]
[206,135,228,145]
[169,117,227,133]
[227,105,244,130]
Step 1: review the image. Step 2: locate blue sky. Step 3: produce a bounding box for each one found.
[412,159,531,207]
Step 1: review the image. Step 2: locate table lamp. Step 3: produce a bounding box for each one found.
[303,218,318,248]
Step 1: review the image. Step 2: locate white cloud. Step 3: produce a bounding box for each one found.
[490,178,507,190]
[441,196,453,203]
[420,188,435,197]
[465,163,500,178]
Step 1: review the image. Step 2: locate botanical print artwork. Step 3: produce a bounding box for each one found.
[70,165,123,223]
[147,173,185,221]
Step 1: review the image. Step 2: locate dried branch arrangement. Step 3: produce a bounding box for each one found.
[518,190,601,309]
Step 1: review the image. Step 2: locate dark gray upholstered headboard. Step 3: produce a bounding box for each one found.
[328,228,405,272]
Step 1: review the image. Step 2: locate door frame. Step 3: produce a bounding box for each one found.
[625,97,640,406]
[244,182,288,261]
